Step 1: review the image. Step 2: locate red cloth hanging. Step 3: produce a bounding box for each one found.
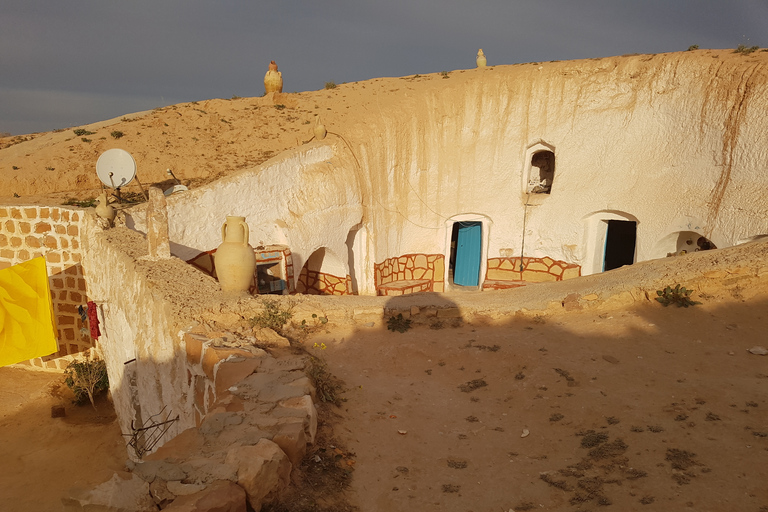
[87,301,101,340]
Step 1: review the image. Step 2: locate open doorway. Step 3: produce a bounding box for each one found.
[449,221,483,287]
[603,220,636,271]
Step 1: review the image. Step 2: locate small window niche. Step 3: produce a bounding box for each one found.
[524,142,556,194]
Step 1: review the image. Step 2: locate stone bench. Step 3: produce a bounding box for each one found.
[377,279,432,296]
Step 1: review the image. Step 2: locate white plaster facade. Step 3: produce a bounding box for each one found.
[127,54,768,292]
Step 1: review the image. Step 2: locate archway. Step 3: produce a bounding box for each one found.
[295,248,349,295]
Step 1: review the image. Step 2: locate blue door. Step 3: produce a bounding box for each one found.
[454,222,482,286]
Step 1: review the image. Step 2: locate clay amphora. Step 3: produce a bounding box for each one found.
[95,192,116,225]
[264,61,283,93]
[313,117,327,140]
[476,49,487,68]
[214,216,256,293]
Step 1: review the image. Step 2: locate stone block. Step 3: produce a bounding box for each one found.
[562,267,581,280]
[436,307,462,318]
[62,472,157,512]
[202,346,256,380]
[486,268,519,281]
[145,428,205,463]
[185,333,206,366]
[216,357,261,395]
[521,270,557,283]
[19,222,31,234]
[225,439,291,512]
[34,222,52,234]
[279,395,317,443]
[525,261,549,272]
[163,480,246,512]
[149,479,175,508]
[272,419,307,467]
[132,460,187,483]
[166,481,207,496]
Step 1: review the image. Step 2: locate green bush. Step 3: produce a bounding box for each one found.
[734,44,760,54]
[64,358,109,408]
[110,130,124,139]
[324,81,337,90]
[73,128,94,136]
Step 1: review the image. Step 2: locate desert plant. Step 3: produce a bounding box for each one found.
[734,44,760,54]
[387,313,412,333]
[306,357,343,405]
[440,70,450,78]
[81,137,91,143]
[687,45,699,51]
[110,130,124,139]
[324,81,337,90]
[251,298,294,333]
[655,284,701,307]
[63,197,97,207]
[73,128,94,136]
[64,358,109,408]
[274,104,286,110]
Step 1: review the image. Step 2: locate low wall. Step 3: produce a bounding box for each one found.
[485,256,581,284]
[295,267,351,295]
[375,254,445,295]
[0,205,92,369]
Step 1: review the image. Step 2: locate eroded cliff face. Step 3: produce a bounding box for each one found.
[2,50,766,280]
[342,51,768,271]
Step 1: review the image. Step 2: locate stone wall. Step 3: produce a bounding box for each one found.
[485,256,581,287]
[0,205,92,369]
[295,267,351,295]
[374,254,445,295]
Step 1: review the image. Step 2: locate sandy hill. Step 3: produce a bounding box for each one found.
[1,48,766,205]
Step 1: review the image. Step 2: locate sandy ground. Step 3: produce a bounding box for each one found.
[308,294,768,512]
[0,368,126,512]
[1,290,767,511]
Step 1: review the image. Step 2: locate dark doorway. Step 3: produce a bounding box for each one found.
[603,220,636,271]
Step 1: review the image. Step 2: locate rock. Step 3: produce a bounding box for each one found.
[252,327,290,347]
[163,480,247,512]
[62,472,158,512]
[132,460,187,483]
[602,355,619,364]
[179,458,238,485]
[149,479,176,508]
[279,395,318,443]
[582,293,599,301]
[225,439,291,511]
[271,418,308,467]
[561,293,582,311]
[166,481,207,496]
[215,357,261,395]
[747,346,768,355]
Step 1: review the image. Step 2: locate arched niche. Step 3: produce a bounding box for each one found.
[523,141,556,195]
[582,210,639,275]
[651,231,717,259]
[296,247,349,295]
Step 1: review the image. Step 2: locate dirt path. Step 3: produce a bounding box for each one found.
[0,368,127,512]
[313,295,768,511]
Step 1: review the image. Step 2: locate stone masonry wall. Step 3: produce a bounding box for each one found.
[485,256,581,287]
[295,267,351,295]
[375,254,445,295]
[0,205,92,369]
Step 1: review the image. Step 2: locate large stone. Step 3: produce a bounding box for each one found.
[149,479,176,508]
[163,480,247,512]
[215,357,261,395]
[166,481,207,496]
[62,473,158,512]
[252,327,290,347]
[272,418,308,467]
[225,439,291,511]
[132,460,187,483]
[279,395,318,443]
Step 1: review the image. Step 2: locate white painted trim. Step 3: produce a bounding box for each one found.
[443,213,493,291]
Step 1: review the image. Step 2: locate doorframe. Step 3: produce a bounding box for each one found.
[444,213,492,291]
[582,211,639,275]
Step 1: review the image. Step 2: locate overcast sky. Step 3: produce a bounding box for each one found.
[1,0,766,135]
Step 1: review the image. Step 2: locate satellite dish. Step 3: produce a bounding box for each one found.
[96,149,136,189]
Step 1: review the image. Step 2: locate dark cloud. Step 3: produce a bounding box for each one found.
[1,0,766,135]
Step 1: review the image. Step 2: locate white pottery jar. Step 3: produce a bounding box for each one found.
[214,216,256,293]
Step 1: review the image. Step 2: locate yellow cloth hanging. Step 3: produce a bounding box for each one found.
[0,257,58,366]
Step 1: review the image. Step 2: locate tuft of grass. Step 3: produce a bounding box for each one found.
[251,298,294,334]
[324,81,337,90]
[73,128,94,136]
[81,137,91,143]
[274,104,286,110]
[306,356,343,405]
[63,197,97,208]
[687,45,699,51]
[110,130,124,139]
